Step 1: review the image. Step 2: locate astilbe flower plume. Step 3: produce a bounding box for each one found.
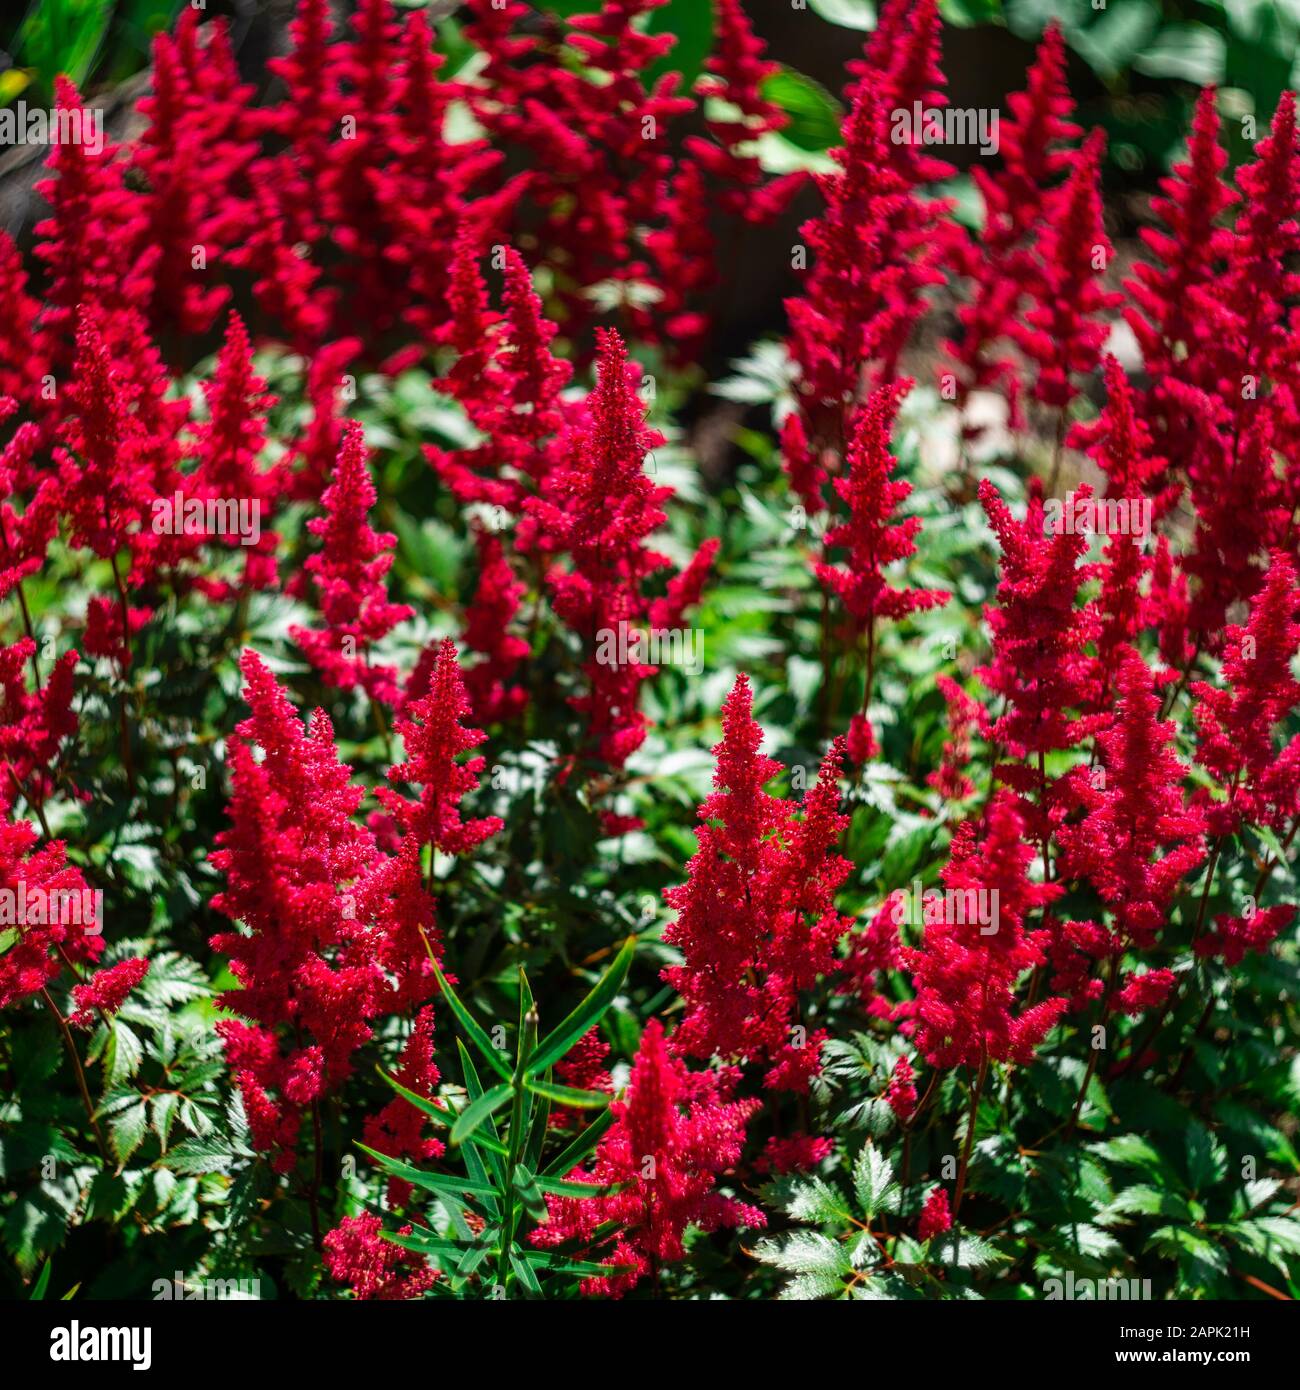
[0,639,77,814]
[69,957,150,1029]
[531,1018,762,1297]
[906,793,1066,1070]
[927,676,981,803]
[361,1005,444,1207]
[289,421,413,705]
[1053,646,1205,1009]
[1011,129,1120,413]
[323,1212,437,1300]
[524,331,709,768]
[816,379,949,751]
[210,652,441,1172]
[190,312,281,597]
[377,638,504,855]
[946,23,1080,418]
[0,822,102,1010]
[977,478,1103,846]
[785,88,947,483]
[1192,551,1300,841]
[663,675,850,1092]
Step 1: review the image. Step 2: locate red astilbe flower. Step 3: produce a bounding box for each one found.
[190,312,281,597]
[759,1133,834,1175]
[906,793,1067,1070]
[927,676,982,803]
[131,27,232,344]
[0,407,59,605]
[1010,129,1120,412]
[842,897,904,1022]
[0,640,78,814]
[32,79,151,379]
[323,1212,437,1301]
[458,0,693,347]
[285,337,363,504]
[69,957,150,1029]
[549,1026,613,1132]
[362,1005,444,1207]
[289,421,413,705]
[1123,86,1235,453]
[785,88,948,483]
[460,531,530,726]
[524,330,711,769]
[531,1018,763,1298]
[918,1186,952,1240]
[378,638,503,856]
[662,675,850,1092]
[686,0,802,224]
[427,238,573,516]
[0,821,103,1011]
[1066,357,1171,697]
[816,379,949,744]
[0,234,52,431]
[1053,647,1205,1008]
[210,652,435,1172]
[1192,551,1300,837]
[946,23,1081,415]
[885,1054,919,1121]
[977,479,1103,845]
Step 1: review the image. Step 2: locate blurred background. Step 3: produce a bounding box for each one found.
[0,0,1294,369]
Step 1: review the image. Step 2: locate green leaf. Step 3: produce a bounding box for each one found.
[752,1231,851,1276]
[429,956,512,1081]
[356,1144,499,1200]
[1184,1123,1228,1193]
[783,1176,854,1225]
[930,1233,1007,1270]
[808,0,876,29]
[451,1082,513,1147]
[759,68,844,152]
[1133,23,1226,84]
[376,1067,451,1126]
[29,1259,51,1301]
[853,1142,901,1220]
[109,1101,148,1166]
[525,1078,611,1109]
[526,937,635,1077]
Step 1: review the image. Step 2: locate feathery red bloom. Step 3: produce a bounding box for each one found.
[816,380,949,636]
[323,1212,437,1301]
[885,1055,918,1121]
[906,793,1066,1069]
[362,1005,444,1207]
[918,1186,952,1241]
[379,638,503,856]
[1192,551,1300,834]
[290,421,413,704]
[69,957,150,1029]
[663,676,850,1089]
[946,23,1080,413]
[0,823,102,1011]
[1010,130,1120,410]
[928,676,981,802]
[531,1018,762,1297]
